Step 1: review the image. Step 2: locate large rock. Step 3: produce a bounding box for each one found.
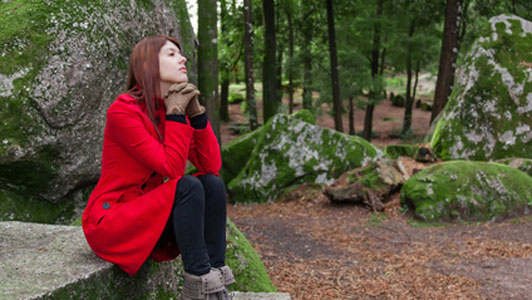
[227,111,385,203]
[220,110,316,183]
[431,15,532,161]
[0,0,196,222]
[0,220,281,299]
[400,161,532,222]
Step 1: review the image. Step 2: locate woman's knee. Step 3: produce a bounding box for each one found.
[176,175,204,197]
[198,174,226,194]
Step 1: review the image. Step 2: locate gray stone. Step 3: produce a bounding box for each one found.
[0,221,180,299]
[0,0,196,211]
[431,14,532,161]
[0,221,286,299]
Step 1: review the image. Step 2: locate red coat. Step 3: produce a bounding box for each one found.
[82,93,221,276]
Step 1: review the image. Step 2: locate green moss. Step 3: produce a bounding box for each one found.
[401,160,532,222]
[226,219,277,292]
[497,158,532,177]
[384,144,419,159]
[368,213,387,226]
[228,112,383,203]
[0,144,60,195]
[0,188,76,224]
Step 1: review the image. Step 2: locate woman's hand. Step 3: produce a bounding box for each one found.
[184,84,206,118]
[164,83,200,115]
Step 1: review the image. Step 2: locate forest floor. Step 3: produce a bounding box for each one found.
[223,89,532,299]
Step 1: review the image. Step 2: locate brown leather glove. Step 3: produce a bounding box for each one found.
[184,84,206,118]
[164,83,200,115]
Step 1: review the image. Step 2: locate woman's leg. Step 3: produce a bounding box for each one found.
[196,174,227,268]
[172,175,211,276]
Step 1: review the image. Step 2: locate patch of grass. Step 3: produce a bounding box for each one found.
[408,219,447,228]
[508,215,532,224]
[368,212,387,226]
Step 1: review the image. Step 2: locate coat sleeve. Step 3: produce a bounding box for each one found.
[106,102,194,179]
[187,121,222,175]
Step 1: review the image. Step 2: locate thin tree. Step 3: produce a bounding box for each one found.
[286,1,295,114]
[326,0,343,132]
[219,0,230,122]
[198,0,220,142]
[431,0,462,123]
[363,0,383,141]
[401,20,416,136]
[262,0,278,122]
[302,2,313,110]
[244,0,259,130]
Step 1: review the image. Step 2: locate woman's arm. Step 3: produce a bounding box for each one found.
[106,102,194,179]
[187,113,222,175]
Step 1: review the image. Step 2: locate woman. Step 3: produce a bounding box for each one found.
[82,35,234,300]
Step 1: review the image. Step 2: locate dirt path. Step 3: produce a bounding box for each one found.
[222,93,532,299]
[228,189,532,299]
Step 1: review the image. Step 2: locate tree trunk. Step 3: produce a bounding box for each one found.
[326,0,343,132]
[198,0,220,143]
[219,0,229,122]
[431,0,462,123]
[287,11,295,114]
[402,21,415,136]
[379,47,386,76]
[363,0,383,141]
[412,60,420,107]
[262,0,278,122]
[302,5,313,110]
[349,96,355,135]
[244,0,258,130]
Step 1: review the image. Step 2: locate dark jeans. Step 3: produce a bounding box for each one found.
[159,174,227,276]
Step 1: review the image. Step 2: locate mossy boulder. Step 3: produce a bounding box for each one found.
[401,160,532,222]
[227,112,385,203]
[497,157,532,177]
[431,15,532,161]
[0,0,195,221]
[220,110,316,183]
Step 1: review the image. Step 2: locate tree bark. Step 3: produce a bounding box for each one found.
[220,0,229,121]
[431,0,462,123]
[326,0,343,132]
[412,60,420,108]
[363,0,383,141]
[287,11,295,114]
[262,0,278,122]
[402,20,415,136]
[244,0,258,130]
[198,0,220,143]
[302,5,313,110]
[349,96,355,135]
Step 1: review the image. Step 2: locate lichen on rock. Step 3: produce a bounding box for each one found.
[431,14,532,161]
[0,0,196,220]
[227,111,384,203]
[401,160,532,222]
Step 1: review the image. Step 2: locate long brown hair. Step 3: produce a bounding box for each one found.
[125,35,182,140]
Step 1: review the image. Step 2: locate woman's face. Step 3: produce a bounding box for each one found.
[159,40,188,84]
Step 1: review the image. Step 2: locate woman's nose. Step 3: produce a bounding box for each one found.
[179,54,187,64]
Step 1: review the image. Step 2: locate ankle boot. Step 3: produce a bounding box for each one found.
[179,269,225,300]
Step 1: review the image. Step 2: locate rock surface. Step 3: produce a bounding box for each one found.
[324,158,407,211]
[0,221,282,299]
[227,111,384,203]
[0,0,196,222]
[401,161,532,222]
[431,14,532,161]
[220,110,316,183]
